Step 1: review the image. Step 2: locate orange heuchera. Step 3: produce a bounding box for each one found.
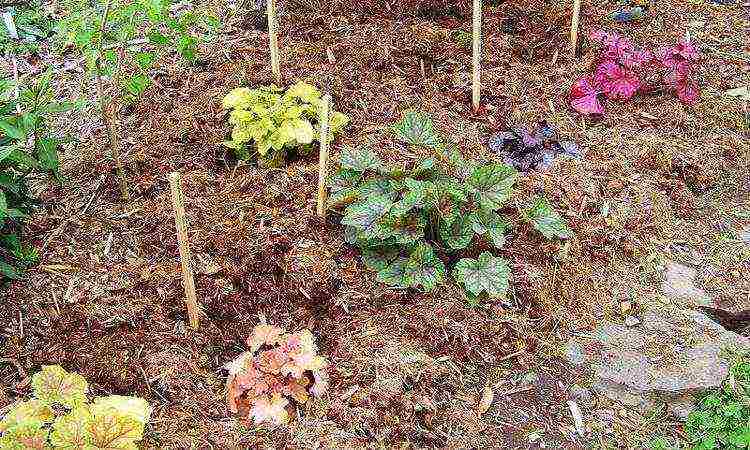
[225,324,329,425]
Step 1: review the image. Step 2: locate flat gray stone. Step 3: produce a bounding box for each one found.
[661,261,712,306]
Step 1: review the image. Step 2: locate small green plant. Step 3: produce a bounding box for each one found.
[330,111,572,302]
[681,356,750,450]
[0,365,151,449]
[0,2,54,55]
[56,0,221,199]
[221,81,349,167]
[1,73,67,281]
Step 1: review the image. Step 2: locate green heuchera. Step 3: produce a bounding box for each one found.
[221,81,349,167]
[331,111,572,302]
[0,365,152,449]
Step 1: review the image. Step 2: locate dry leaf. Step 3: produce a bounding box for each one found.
[477,386,494,414]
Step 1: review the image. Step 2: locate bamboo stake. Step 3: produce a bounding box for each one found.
[168,172,200,330]
[472,0,482,111]
[95,0,129,200]
[3,12,21,115]
[316,94,331,218]
[267,0,281,83]
[570,0,582,55]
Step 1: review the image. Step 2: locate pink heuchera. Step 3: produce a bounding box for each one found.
[570,31,701,114]
[225,324,329,425]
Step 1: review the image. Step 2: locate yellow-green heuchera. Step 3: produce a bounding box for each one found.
[0,365,151,449]
[222,81,349,167]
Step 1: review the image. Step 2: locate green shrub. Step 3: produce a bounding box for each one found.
[221,81,349,167]
[1,73,67,281]
[0,365,151,449]
[330,111,572,302]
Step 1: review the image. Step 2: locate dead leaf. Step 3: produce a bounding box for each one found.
[477,386,494,414]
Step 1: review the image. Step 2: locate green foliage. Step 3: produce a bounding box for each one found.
[682,356,750,450]
[0,365,152,449]
[1,73,66,281]
[56,0,221,101]
[221,81,349,167]
[332,111,572,300]
[0,2,54,55]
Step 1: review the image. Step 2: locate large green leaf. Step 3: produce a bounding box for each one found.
[392,111,441,148]
[376,257,409,287]
[523,197,572,240]
[339,147,383,173]
[361,246,401,271]
[467,163,517,211]
[453,252,510,298]
[0,145,14,163]
[438,214,473,250]
[470,209,510,248]
[0,119,25,140]
[404,243,446,291]
[341,196,392,240]
[380,212,426,245]
[0,260,23,280]
[36,138,60,175]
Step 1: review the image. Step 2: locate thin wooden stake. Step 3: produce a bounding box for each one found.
[267,0,281,84]
[570,0,582,55]
[168,172,200,330]
[472,0,482,112]
[316,94,331,218]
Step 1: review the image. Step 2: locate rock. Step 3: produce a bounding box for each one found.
[662,261,712,306]
[569,384,593,406]
[565,306,749,419]
[740,226,750,247]
[624,316,641,327]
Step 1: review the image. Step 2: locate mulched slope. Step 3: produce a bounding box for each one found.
[2,0,748,447]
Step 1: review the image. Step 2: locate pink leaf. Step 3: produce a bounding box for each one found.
[570,76,605,115]
[249,394,289,425]
[594,62,641,101]
[247,324,284,353]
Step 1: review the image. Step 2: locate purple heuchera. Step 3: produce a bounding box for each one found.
[570,31,701,115]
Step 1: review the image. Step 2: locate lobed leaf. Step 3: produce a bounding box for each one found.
[467,163,517,211]
[392,111,441,148]
[404,243,446,291]
[339,147,383,173]
[438,214,473,250]
[341,196,392,240]
[453,252,510,298]
[523,197,573,240]
[470,209,510,249]
[31,365,88,409]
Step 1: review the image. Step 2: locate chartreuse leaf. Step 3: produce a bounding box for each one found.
[339,147,383,173]
[31,365,88,408]
[438,214,473,250]
[470,209,510,248]
[285,81,321,104]
[404,243,446,291]
[49,406,91,448]
[467,163,517,211]
[523,197,572,239]
[0,422,49,449]
[453,252,510,298]
[92,396,152,426]
[0,400,54,432]
[87,404,145,449]
[393,111,441,148]
[341,196,392,240]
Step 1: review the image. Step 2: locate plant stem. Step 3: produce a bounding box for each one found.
[472,0,482,112]
[95,0,129,201]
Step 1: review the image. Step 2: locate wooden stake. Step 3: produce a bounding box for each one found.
[472,0,482,112]
[316,94,331,218]
[570,0,582,55]
[168,172,200,330]
[267,0,281,84]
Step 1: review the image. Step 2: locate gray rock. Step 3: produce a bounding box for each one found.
[566,306,750,419]
[662,261,713,306]
[625,316,641,327]
[564,340,587,366]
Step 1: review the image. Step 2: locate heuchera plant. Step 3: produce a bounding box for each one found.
[222,81,349,168]
[225,324,329,426]
[0,365,151,449]
[329,112,572,302]
[570,30,701,115]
